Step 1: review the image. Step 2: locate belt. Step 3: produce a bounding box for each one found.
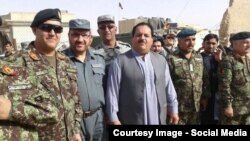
[83,107,102,118]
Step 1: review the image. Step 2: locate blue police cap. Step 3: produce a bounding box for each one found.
[230,31,250,41]
[31,8,61,27]
[69,19,90,30]
[177,28,196,38]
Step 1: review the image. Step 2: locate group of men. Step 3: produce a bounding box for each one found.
[0,7,250,141]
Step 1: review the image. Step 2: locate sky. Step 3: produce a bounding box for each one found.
[1,0,230,35]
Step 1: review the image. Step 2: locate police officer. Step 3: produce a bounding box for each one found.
[168,28,209,124]
[93,14,131,93]
[218,31,250,125]
[64,19,105,141]
[94,14,131,66]
[0,8,82,141]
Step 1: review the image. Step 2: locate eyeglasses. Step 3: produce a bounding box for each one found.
[98,25,115,30]
[38,24,63,33]
[70,32,91,39]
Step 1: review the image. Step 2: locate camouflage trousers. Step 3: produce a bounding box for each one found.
[178,111,200,125]
[220,114,250,125]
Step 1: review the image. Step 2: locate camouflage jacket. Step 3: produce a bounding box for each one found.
[93,40,131,66]
[218,54,250,115]
[168,49,209,113]
[0,43,82,141]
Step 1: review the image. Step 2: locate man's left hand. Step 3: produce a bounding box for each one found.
[73,133,82,141]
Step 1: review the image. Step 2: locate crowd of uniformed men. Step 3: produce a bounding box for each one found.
[0,8,250,141]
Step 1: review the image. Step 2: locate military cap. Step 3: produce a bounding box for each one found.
[31,8,61,27]
[230,31,250,41]
[177,28,196,38]
[97,14,115,24]
[163,31,176,38]
[69,19,90,30]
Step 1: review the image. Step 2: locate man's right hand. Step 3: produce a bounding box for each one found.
[169,113,179,125]
[0,96,11,120]
[224,106,233,118]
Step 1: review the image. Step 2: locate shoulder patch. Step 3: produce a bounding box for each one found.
[57,52,68,60]
[29,50,40,61]
[1,64,16,76]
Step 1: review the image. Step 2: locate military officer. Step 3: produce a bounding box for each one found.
[168,28,209,124]
[218,31,250,125]
[0,8,82,141]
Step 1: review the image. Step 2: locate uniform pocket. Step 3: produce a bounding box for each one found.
[92,65,105,85]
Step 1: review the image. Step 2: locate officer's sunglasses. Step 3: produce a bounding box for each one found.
[38,24,63,33]
[98,25,115,30]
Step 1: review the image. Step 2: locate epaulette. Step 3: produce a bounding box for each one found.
[28,50,40,61]
[57,51,69,61]
[93,44,102,50]
[92,48,106,58]
[117,41,131,48]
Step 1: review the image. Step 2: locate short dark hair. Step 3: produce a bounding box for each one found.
[4,40,12,46]
[131,22,154,37]
[203,34,218,43]
[153,36,164,46]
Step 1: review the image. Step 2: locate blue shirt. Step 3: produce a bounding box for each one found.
[106,49,178,124]
[64,48,105,111]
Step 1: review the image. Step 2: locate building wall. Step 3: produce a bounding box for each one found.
[0,10,75,51]
[219,0,250,47]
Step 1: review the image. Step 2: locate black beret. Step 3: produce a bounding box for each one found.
[31,8,61,27]
[177,28,196,38]
[230,31,250,41]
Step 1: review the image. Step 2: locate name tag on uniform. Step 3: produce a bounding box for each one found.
[92,64,103,68]
[8,84,32,90]
[190,64,194,72]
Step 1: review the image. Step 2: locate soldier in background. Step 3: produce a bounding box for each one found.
[93,14,131,92]
[3,41,15,57]
[162,31,176,57]
[0,8,82,141]
[168,29,209,124]
[218,31,250,125]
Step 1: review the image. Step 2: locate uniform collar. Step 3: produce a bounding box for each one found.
[64,47,95,60]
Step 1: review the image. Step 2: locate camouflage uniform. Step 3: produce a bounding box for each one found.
[218,54,250,125]
[93,41,131,66]
[93,41,131,92]
[0,42,82,141]
[168,48,209,124]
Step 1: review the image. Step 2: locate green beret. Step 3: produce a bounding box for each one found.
[231,31,250,41]
[31,8,61,27]
[177,28,196,38]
